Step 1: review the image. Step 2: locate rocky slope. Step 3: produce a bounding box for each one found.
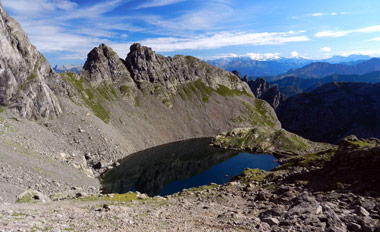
[277,82,380,143]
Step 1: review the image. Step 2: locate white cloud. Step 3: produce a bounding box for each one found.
[138,3,234,35]
[246,53,280,60]
[290,51,299,57]
[1,0,133,61]
[311,12,349,17]
[340,50,380,57]
[205,52,280,61]
[321,46,332,52]
[315,31,349,38]
[57,0,124,20]
[2,0,77,15]
[293,12,349,19]
[136,31,309,52]
[136,0,187,9]
[315,25,380,38]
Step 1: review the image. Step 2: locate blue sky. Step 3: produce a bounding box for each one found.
[2,0,380,65]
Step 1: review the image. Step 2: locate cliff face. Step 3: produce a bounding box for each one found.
[277,82,380,143]
[0,4,64,119]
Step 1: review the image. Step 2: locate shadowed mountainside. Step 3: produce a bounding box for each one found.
[277,82,380,143]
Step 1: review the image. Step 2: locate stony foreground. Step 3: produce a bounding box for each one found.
[1,135,380,232]
[0,176,379,231]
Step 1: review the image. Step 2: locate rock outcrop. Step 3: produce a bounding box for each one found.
[277,82,380,143]
[0,4,63,119]
[82,44,134,86]
[212,127,333,157]
[235,70,287,109]
[246,78,287,109]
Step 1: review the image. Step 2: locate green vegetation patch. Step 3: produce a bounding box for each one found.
[235,101,276,128]
[27,60,40,81]
[135,96,141,107]
[178,89,187,100]
[16,195,32,203]
[80,192,138,202]
[119,85,131,95]
[228,74,239,82]
[62,73,110,123]
[232,168,268,184]
[194,79,213,103]
[182,85,193,100]
[275,149,337,171]
[0,106,4,113]
[216,85,253,98]
[185,55,198,65]
[347,140,376,149]
[179,81,252,103]
[186,183,218,192]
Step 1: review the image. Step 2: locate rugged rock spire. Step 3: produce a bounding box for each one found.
[241,76,287,109]
[0,4,62,119]
[81,44,134,86]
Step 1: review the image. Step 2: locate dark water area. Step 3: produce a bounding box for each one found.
[102,138,278,197]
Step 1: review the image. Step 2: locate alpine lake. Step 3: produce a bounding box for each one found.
[102,138,278,197]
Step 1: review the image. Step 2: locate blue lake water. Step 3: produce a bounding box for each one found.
[102,138,278,196]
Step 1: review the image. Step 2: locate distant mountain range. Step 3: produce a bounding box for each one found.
[53,64,83,74]
[280,58,380,80]
[270,71,380,96]
[206,57,312,77]
[206,55,374,78]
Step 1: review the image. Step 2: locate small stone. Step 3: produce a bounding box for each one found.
[349,223,362,232]
[316,205,323,215]
[102,204,111,211]
[261,217,280,226]
[357,206,370,217]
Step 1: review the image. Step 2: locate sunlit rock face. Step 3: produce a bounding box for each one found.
[0,3,63,119]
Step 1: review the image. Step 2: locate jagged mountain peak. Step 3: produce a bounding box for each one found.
[0,3,63,119]
[82,43,133,86]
